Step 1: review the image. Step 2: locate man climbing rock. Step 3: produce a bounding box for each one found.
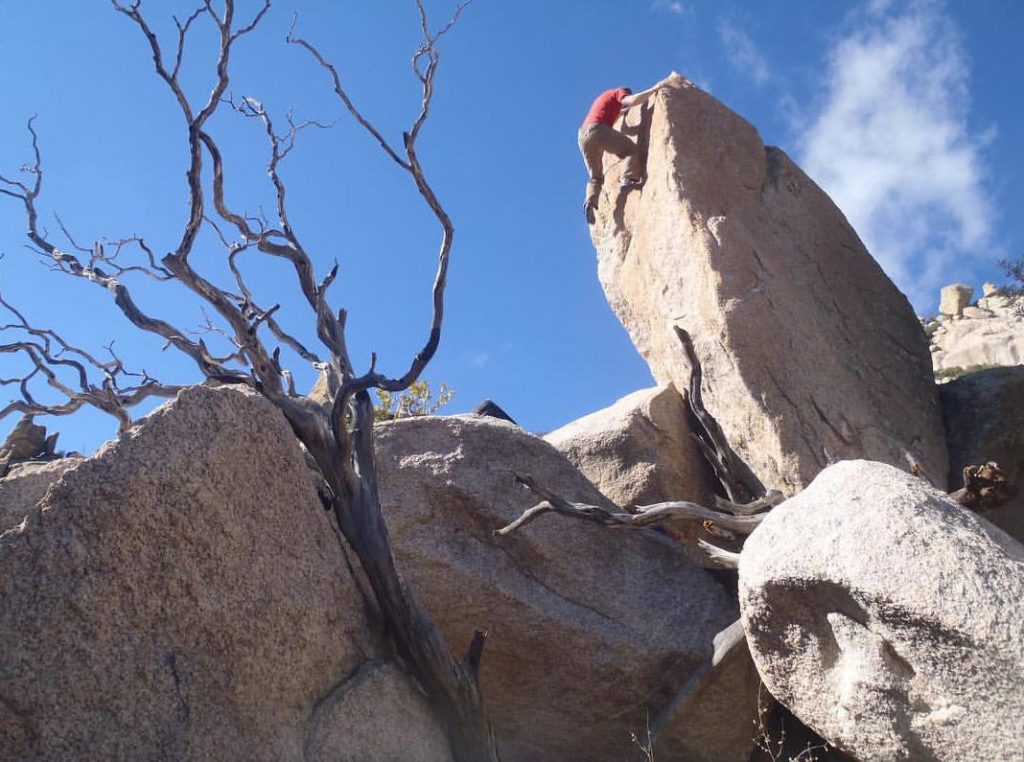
[579,75,674,223]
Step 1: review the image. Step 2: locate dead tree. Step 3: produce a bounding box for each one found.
[0,2,497,759]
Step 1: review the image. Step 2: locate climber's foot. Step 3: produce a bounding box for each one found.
[620,176,644,190]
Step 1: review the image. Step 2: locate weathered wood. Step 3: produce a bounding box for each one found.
[633,500,767,534]
[302,393,497,761]
[674,326,765,504]
[499,473,773,546]
[949,461,1015,512]
[630,618,747,761]
[697,539,740,569]
[713,490,785,515]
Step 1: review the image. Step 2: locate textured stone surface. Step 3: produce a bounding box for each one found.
[305,660,454,762]
[941,366,1024,543]
[666,627,764,762]
[589,76,947,493]
[739,460,1024,762]
[544,384,714,508]
[376,414,752,762]
[0,416,47,463]
[0,385,448,761]
[543,384,718,560]
[939,283,973,316]
[0,458,80,534]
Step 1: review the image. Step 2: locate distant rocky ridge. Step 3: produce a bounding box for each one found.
[925,281,1024,378]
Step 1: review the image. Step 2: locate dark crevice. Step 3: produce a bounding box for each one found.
[165,650,191,759]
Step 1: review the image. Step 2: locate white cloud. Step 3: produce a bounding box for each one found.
[718,20,770,85]
[650,0,686,15]
[797,0,995,307]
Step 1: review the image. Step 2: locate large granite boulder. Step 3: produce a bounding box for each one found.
[543,384,718,561]
[376,415,756,762]
[0,385,451,762]
[589,76,947,493]
[739,460,1024,762]
[941,366,1024,543]
[544,384,715,509]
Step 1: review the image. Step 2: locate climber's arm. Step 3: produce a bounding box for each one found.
[621,73,680,109]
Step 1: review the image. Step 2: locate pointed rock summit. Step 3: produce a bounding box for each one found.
[588,76,947,493]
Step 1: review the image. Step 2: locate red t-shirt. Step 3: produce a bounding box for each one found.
[583,88,630,127]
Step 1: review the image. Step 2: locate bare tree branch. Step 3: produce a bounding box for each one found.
[286,21,411,171]
[171,6,206,81]
[629,619,747,760]
[2,119,249,385]
[231,0,271,42]
[712,490,785,516]
[0,292,183,432]
[697,540,740,569]
[497,472,773,547]
[632,500,768,534]
[674,325,765,503]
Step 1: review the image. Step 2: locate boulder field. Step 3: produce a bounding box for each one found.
[5,74,1024,762]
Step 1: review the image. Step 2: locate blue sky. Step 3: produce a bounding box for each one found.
[1,0,1021,454]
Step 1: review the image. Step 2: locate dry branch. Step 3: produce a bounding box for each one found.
[949,461,1015,512]
[629,618,747,761]
[498,473,772,554]
[0,288,182,431]
[713,490,785,515]
[674,325,765,504]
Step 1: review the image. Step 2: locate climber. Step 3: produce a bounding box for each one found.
[579,76,672,224]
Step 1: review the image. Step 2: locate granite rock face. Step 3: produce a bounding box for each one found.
[544,384,717,560]
[739,460,1024,762]
[0,385,450,762]
[376,414,755,762]
[0,458,81,534]
[544,384,714,507]
[941,366,1024,543]
[588,76,947,493]
[304,660,453,762]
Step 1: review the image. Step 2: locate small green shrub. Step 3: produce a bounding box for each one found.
[374,380,454,422]
[999,256,1024,301]
[934,363,1001,382]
